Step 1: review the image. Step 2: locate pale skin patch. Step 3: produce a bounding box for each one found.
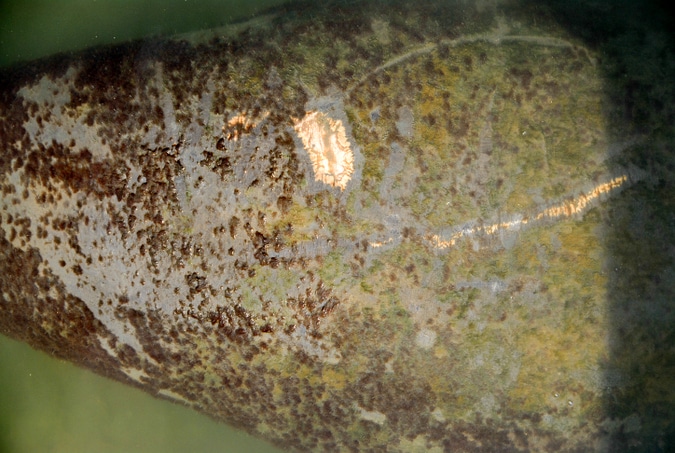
[293,111,354,190]
[356,406,387,425]
[415,328,437,350]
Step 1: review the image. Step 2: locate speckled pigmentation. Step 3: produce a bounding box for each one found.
[1,1,674,452]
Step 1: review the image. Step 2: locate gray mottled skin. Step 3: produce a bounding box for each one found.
[2,1,675,451]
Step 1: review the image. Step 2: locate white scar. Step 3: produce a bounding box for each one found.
[293,111,354,190]
[427,175,630,250]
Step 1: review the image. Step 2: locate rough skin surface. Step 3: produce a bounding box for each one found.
[1,1,674,451]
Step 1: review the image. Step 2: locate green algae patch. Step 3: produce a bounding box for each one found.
[267,198,330,244]
[343,36,611,236]
[318,250,350,286]
[360,142,386,187]
[244,266,298,308]
[503,217,608,416]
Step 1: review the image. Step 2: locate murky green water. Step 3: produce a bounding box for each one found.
[0,0,289,67]
[0,335,284,453]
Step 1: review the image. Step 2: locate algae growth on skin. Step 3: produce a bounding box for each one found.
[1,0,674,452]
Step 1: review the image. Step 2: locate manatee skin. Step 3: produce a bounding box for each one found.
[1,1,674,452]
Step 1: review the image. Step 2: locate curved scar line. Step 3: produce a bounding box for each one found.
[347,33,586,95]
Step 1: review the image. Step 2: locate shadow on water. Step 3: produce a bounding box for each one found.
[538,1,675,450]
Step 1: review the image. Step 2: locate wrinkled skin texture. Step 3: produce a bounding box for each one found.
[1,1,675,451]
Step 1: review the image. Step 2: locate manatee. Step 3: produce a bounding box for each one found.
[1,0,674,451]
